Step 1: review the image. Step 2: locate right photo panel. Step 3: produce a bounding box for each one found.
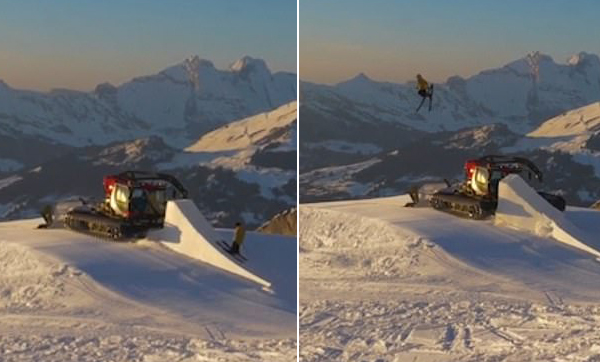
[299,1,600,361]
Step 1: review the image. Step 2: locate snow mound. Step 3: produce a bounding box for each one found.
[300,206,434,278]
[0,241,83,310]
[495,174,600,258]
[300,207,428,251]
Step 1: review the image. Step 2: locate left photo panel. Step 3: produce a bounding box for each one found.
[0,0,297,360]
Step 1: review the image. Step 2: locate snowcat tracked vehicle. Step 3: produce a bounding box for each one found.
[407,155,566,219]
[64,171,188,240]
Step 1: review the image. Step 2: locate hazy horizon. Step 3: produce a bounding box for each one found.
[0,0,296,92]
[300,0,600,85]
[0,54,293,92]
[300,49,600,85]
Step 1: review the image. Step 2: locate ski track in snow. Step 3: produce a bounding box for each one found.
[0,329,296,362]
[300,298,600,362]
[300,196,600,361]
[0,219,296,361]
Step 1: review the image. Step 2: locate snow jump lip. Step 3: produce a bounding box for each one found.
[147,199,271,288]
[495,174,600,259]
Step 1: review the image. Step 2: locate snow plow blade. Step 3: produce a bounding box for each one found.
[404,182,450,207]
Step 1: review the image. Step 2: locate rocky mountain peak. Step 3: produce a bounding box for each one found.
[230,56,270,74]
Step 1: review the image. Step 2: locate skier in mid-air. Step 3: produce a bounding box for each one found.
[415,74,433,112]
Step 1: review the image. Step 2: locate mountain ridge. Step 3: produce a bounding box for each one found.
[0,55,296,149]
[301,51,600,137]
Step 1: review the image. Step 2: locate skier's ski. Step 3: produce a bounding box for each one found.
[217,240,248,262]
[428,84,434,111]
[415,96,427,112]
[415,84,434,113]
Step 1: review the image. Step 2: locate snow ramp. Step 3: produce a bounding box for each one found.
[495,174,600,258]
[148,199,270,288]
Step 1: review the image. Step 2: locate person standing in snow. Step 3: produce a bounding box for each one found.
[37,204,54,228]
[230,222,246,255]
[415,74,434,112]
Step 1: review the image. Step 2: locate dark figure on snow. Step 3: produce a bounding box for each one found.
[37,204,54,229]
[416,74,434,112]
[230,222,246,254]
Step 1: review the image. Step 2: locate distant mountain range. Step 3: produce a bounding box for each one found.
[0,56,297,227]
[0,55,295,156]
[300,52,600,206]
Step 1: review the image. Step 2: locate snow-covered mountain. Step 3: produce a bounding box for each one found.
[300,52,600,206]
[0,55,295,149]
[508,102,600,170]
[528,101,600,138]
[0,101,297,228]
[186,101,296,153]
[301,51,600,139]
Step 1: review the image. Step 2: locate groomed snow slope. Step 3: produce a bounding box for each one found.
[300,194,600,361]
[0,218,296,360]
[148,199,270,288]
[302,196,600,301]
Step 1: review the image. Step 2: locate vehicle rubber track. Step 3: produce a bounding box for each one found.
[64,210,146,242]
[430,193,496,220]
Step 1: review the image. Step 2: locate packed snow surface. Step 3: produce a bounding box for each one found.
[300,191,600,361]
[0,213,296,361]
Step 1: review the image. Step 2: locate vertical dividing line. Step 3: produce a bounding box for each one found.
[296,0,300,360]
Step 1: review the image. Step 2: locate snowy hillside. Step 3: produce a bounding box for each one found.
[528,101,600,138]
[0,102,297,228]
[301,99,600,207]
[186,101,297,152]
[0,200,296,361]
[501,102,600,181]
[300,186,600,361]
